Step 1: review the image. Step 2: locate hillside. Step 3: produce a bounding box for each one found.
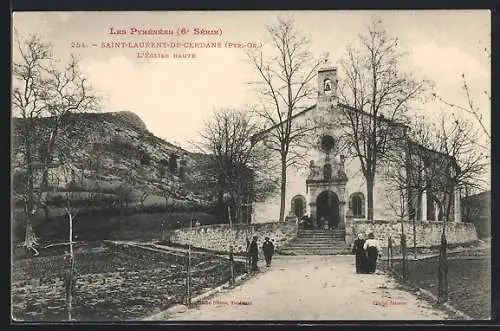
[12,111,215,242]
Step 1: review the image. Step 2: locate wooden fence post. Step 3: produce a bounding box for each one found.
[387,236,392,269]
[401,232,407,281]
[245,237,251,274]
[185,251,191,307]
[438,231,448,303]
[229,246,235,286]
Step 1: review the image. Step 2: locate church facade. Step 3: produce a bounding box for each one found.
[251,65,462,227]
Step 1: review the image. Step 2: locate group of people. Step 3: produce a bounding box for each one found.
[352,232,381,274]
[247,236,275,271]
[245,232,381,274]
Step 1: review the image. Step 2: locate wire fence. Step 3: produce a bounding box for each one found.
[182,245,247,307]
[12,240,250,321]
[384,231,449,304]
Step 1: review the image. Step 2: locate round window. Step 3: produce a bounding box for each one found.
[320,135,335,153]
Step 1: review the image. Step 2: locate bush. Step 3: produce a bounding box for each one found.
[12,213,28,244]
[109,137,140,159]
[44,192,118,208]
[35,211,218,242]
[139,150,152,166]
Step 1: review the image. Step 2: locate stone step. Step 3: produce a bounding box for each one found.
[293,240,346,244]
[298,230,346,234]
[297,234,345,238]
[297,235,347,237]
[278,248,353,255]
[287,246,349,250]
[297,232,345,235]
[296,237,345,241]
[288,242,349,247]
[291,242,347,245]
[298,231,345,234]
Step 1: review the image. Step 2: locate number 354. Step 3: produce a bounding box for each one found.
[71,42,87,48]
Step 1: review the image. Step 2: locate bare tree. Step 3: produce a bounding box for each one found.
[432,44,491,149]
[247,17,324,222]
[59,165,80,321]
[139,190,149,209]
[431,113,488,222]
[45,144,89,320]
[433,76,490,145]
[12,32,100,250]
[155,182,174,207]
[384,111,487,270]
[198,108,272,224]
[421,114,486,304]
[427,113,487,304]
[114,183,134,216]
[383,115,439,259]
[338,19,431,220]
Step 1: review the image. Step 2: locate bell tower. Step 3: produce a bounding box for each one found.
[317,63,338,109]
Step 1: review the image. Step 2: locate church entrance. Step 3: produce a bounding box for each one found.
[316,190,340,229]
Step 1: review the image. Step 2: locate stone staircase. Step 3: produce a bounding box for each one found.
[278,229,352,255]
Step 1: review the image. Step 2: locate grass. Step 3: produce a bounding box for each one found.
[11,241,246,321]
[387,249,491,320]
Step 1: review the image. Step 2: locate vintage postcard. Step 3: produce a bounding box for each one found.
[11,10,491,322]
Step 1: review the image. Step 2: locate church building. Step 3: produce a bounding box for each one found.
[251,64,462,228]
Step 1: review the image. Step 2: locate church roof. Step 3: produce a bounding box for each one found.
[253,102,409,140]
[251,101,457,169]
[407,140,459,169]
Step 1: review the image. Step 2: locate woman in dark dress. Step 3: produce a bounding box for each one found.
[352,233,367,274]
[363,232,381,274]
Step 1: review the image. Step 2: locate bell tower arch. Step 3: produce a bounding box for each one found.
[317,65,338,109]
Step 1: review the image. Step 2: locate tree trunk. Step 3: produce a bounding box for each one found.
[366,175,374,220]
[236,178,242,224]
[413,216,417,260]
[279,159,287,223]
[401,219,406,281]
[24,138,35,245]
[43,205,50,221]
[67,207,74,321]
[438,229,448,303]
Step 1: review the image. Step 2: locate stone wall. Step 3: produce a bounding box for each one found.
[169,222,298,255]
[346,220,478,248]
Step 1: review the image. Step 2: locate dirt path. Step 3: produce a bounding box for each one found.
[152,255,450,320]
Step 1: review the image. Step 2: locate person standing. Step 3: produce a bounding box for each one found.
[248,236,259,271]
[352,233,367,274]
[363,233,382,274]
[262,237,275,267]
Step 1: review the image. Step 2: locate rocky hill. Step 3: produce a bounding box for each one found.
[12,110,212,213]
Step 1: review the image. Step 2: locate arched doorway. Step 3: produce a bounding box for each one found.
[316,190,340,229]
[291,195,306,218]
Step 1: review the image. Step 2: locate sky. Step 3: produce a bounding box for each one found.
[12,10,490,157]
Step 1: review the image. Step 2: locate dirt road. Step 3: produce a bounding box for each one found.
[154,255,450,320]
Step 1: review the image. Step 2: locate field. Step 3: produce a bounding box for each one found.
[389,249,491,320]
[11,242,246,321]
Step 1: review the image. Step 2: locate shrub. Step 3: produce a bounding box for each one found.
[139,150,152,166]
[109,137,140,159]
[35,211,218,242]
[12,213,28,244]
